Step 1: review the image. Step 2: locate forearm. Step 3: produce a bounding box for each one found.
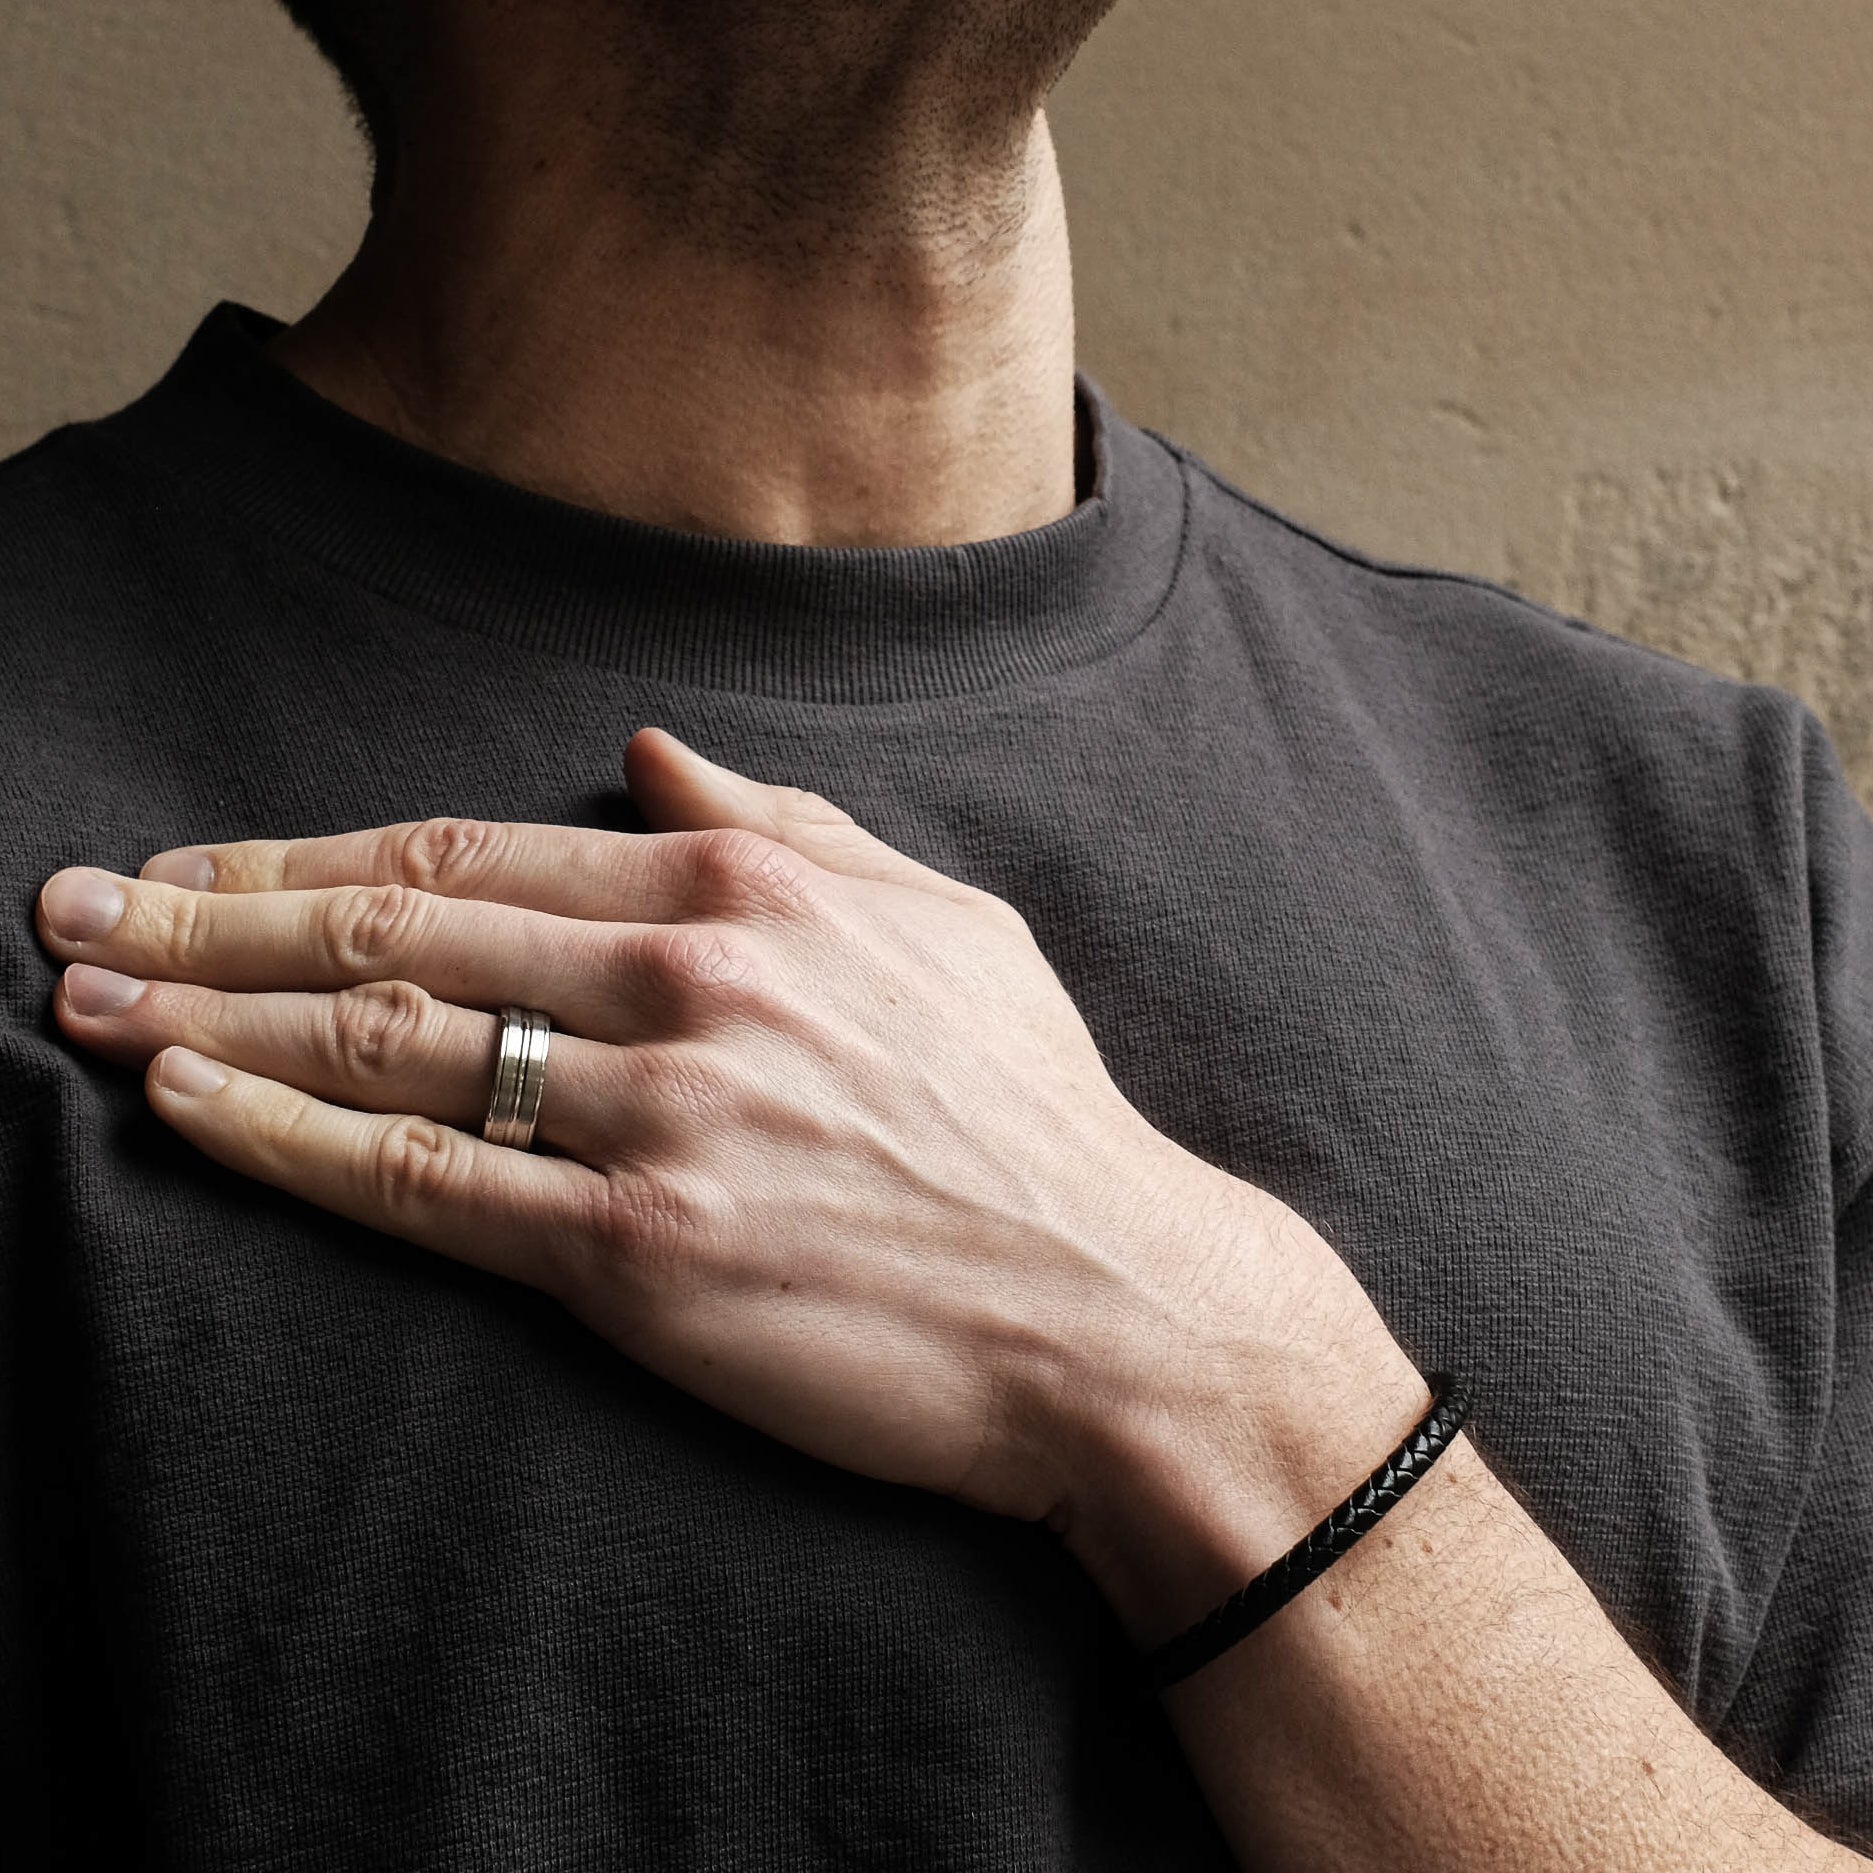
[1058,1174,1866,1872]
[1150,1435,1852,1870]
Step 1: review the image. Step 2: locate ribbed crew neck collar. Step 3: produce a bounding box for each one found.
[106,302,1189,704]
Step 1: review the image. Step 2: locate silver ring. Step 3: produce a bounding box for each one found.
[483,1005,551,1152]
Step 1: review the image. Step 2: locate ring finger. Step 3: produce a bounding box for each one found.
[55,962,659,1167]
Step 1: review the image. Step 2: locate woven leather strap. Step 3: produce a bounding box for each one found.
[1141,1373,1472,1693]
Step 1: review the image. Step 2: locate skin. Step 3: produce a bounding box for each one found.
[31,1,1872,1863]
[33,735,1873,1870]
[270,0,1105,547]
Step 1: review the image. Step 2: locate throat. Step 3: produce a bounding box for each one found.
[267,114,1083,550]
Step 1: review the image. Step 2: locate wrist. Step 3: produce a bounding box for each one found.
[1048,1159,1431,1647]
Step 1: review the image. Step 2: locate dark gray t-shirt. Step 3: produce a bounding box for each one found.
[3,303,1869,1867]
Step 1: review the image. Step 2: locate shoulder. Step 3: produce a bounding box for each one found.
[1156,424,1873,1199]
[1153,423,1821,811]
[0,416,169,541]
[0,418,181,611]
[0,412,244,703]
[1163,429,1761,700]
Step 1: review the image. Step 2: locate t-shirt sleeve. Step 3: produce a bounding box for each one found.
[1713,704,1873,1849]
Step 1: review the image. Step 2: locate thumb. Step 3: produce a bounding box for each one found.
[622,726,979,901]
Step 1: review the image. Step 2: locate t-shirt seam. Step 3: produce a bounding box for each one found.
[1159,439,1802,696]
[1163,438,1588,618]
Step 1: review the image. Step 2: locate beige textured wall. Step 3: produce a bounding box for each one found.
[1050,0,1873,800]
[4,0,1868,802]
[0,0,366,456]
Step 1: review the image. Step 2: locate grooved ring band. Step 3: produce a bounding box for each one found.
[483,1005,551,1152]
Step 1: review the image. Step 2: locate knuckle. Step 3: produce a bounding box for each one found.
[372,1114,463,1212]
[635,925,771,1022]
[680,825,774,891]
[589,1164,713,1291]
[157,886,208,969]
[396,817,504,894]
[744,842,821,920]
[327,979,432,1083]
[323,882,423,975]
[679,827,817,919]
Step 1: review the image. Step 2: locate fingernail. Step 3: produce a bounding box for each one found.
[143,848,215,890]
[64,963,146,1017]
[155,1047,228,1097]
[41,868,126,942]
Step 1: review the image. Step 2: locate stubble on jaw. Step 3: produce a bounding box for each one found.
[488,0,1119,271]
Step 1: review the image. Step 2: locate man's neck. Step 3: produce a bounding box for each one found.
[270,107,1082,550]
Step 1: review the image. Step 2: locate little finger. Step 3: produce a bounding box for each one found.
[142,1046,612,1302]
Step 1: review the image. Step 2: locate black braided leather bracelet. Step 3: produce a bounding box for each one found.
[1141,1372,1472,1693]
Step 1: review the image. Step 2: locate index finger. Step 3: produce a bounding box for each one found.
[140,817,698,922]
